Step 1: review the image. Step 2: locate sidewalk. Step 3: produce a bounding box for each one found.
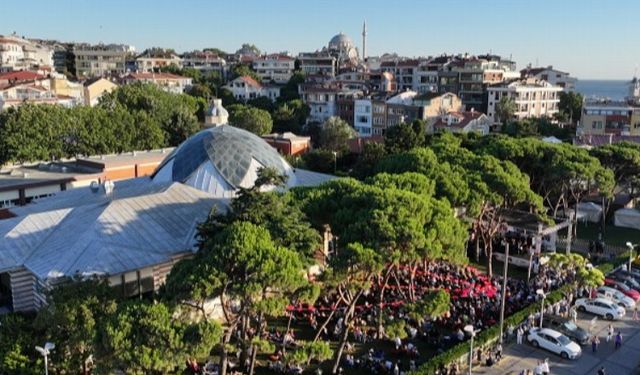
[470,314,640,375]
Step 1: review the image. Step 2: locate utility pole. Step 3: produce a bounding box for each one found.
[499,241,509,346]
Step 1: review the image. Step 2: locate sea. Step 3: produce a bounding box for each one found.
[575,80,630,101]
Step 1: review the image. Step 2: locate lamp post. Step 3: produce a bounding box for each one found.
[499,240,510,346]
[35,342,55,375]
[536,289,546,329]
[626,242,636,272]
[464,324,476,375]
[332,151,337,174]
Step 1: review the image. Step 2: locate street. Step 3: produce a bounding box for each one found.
[471,310,640,375]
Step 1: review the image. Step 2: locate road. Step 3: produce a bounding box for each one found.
[470,310,640,375]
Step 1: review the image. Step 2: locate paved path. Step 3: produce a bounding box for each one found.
[469,312,640,375]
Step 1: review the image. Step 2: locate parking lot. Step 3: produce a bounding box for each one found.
[471,310,640,375]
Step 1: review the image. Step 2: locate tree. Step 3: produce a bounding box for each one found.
[278,71,306,102]
[0,314,41,375]
[195,221,308,375]
[232,63,261,83]
[246,96,275,112]
[384,120,425,154]
[495,96,517,124]
[34,277,117,375]
[165,108,200,146]
[558,91,583,123]
[98,300,221,375]
[406,290,451,325]
[352,141,387,179]
[228,105,273,135]
[302,149,336,174]
[272,99,309,133]
[318,117,356,154]
[590,142,640,208]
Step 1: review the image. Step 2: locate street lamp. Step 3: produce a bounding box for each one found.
[536,289,546,329]
[499,240,510,346]
[332,151,337,174]
[464,324,477,375]
[35,342,55,375]
[626,242,636,273]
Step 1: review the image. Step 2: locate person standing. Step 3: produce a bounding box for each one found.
[541,358,550,375]
[517,326,524,345]
[591,335,599,353]
[606,324,613,343]
[615,332,622,350]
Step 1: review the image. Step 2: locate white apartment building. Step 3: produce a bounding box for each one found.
[224,75,280,102]
[521,65,577,91]
[123,72,193,94]
[252,54,295,84]
[0,35,53,71]
[181,51,227,77]
[135,49,182,73]
[73,43,135,78]
[486,79,562,124]
[354,99,373,137]
[298,52,336,77]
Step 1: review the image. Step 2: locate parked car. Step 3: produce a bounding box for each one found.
[605,278,640,301]
[575,298,626,320]
[542,315,589,345]
[610,271,640,287]
[612,270,640,285]
[597,286,637,309]
[527,327,582,359]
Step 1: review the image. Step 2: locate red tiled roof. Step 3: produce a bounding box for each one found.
[238,75,262,89]
[0,71,45,82]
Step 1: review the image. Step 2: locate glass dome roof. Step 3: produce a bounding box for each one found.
[152,125,295,195]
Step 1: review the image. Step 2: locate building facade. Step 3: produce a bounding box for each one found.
[123,72,192,94]
[521,65,577,91]
[224,75,280,102]
[135,48,182,73]
[577,100,640,136]
[486,79,561,123]
[0,34,53,72]
[73,43,135,78]
[181,50,227,78]
[252,54,295,84]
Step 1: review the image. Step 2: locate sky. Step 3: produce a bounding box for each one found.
[4,0,640,79]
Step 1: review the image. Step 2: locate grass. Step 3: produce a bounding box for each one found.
[575,222,640,247]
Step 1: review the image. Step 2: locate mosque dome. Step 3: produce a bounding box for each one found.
[328,32,355,51]
[152,125,296,197]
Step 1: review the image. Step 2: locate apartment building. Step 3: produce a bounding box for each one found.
[224,75,280,102]
[73,43,135,78]
[577,100,640,136]
[123,72,193,94]
[486,79,561,124]
[0,34,53,72]
[135,48,182,73]
[521,65,577,91]
[298,52,336,77]
[181,50,227,78]
[252,54,295,84]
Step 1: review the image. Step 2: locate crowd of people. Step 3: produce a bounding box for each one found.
[279,255,579,374]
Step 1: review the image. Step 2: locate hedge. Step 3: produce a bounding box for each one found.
[414,253,626,374]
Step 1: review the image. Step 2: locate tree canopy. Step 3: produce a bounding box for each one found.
[318,117,357,155]
[228,104,273,135]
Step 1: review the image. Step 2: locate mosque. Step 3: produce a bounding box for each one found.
[0,102,334,312]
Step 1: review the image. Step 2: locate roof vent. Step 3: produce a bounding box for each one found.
[90,181,100,193]
[103,180,114,196]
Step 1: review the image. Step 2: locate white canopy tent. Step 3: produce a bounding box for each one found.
[542,136,563,144]
[614,208,640,230]
[572,202,603,223]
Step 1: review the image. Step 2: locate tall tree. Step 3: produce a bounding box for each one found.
[590,142,640,208]
[495,96,517,125]
[228,105,273,135]
[318,116,357,154]
[384,120,425,154]
[558,91,583,124]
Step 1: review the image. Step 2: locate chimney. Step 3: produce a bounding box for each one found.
[103,180,115,196]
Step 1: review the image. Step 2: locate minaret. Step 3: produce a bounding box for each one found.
[362,20,367,62]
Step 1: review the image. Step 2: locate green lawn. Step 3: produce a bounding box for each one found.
[575,222,640,247]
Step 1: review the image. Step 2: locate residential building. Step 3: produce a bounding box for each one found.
[181,50,227,78]
[0,148,173,209]
[434,110,491,135]
[252,54,295,84]
[413,92,464,133]
[73,43,135,78]
[123,72,193,94]
[367,71,396,93]
[0,71,80,111]
[135,48,182,73]
[354,99,373,137]
[486,78,562,124]
[52,43,74,75]
[300,82,362,124]
[577,100,640,136]
[224,75,280,102]
[262,132,311,156]
[83,77,118,106]
[521,65,577,91]
[298,52,336,77]
[337,94,356,126]
[0,125,333,312]
[0,34,53,72]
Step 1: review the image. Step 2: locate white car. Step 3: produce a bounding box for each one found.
[597,286,636,309]
[527,327,582,359]
[575,298,626,320]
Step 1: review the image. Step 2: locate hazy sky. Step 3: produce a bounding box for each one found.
[4,0,639,79]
